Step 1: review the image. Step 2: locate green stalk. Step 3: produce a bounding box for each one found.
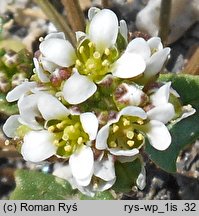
[34,0,76,46]
[158,0,172,46]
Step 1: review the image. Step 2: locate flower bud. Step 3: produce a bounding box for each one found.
[114,83,148,109]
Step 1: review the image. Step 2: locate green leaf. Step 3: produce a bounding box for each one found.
[10,169,115,200]
[146,74,199,173]
[10,170,77,200]
[0,93,18,117]
[112,158,141,193]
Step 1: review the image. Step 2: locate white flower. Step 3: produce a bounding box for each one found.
[147,82,175,124]
[4,92,99,187]
[53,153,116,197]
[96,106,171,152]
[112,37,170,79]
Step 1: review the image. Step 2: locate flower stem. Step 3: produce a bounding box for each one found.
[33,0,76,46]
[101,0,110,8]
[61,0,86,32]
[158,0,172,46]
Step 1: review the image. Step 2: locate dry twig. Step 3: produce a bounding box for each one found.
[61,0,86,32]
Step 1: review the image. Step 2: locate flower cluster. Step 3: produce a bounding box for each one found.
[3,7,195,197]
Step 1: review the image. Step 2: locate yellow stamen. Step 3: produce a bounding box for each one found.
[62,134,69,141]
[113,124,119,133]
[102,59,110,67]
[127,140,135,147]
[64,145,72,152]
[56,122,64,130]
[76,59,82,66]
[137,133,144,141]
[77,137,83,145]
[88,42,94,48]
[104,48,110,56]
[126,131,134,139]
[39,37,43,42]
[110,141,117,148]
[5,140,10,146]
[88,63,95,69]
[48,126,55,132]
[123,118,130,126]
[53,140,59,146]
[137,119,144,125]
[79,46,84,54]
[93,51,101,59]
[69,125,75,133]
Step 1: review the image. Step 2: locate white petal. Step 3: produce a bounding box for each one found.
[119,20,128,42]
[44,32,66,40]
[94,154,115,181]
[18,94,42,129]
[144,120,171,151]
[147,37,163,51]
[126,37,151,60]
[69,146,94,186]
[170,87,180,98]
[40,57,59,73]
[21,130,56,162]
[76,185,95,197]
[89,9,118,52]
[80,112,98,140]
[53,164,78,189]
[119,106,147,120]
[33,58,50,83]
[95,124,110,150]
[147,103,175,124]
[3,115,20,138]
[39,38,76,67]
[62,71,97,104]
[37,93,69,121]
[109,148,139,156]
[112,52,146,78]
[88,7,101,20]
[150,82,171,106]
[96,178,116,192]
[136,166,146,190]
[6,81,37,102]
[144,47,171,78]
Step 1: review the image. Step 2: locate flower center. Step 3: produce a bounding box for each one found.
[75,40,118,82]
[107,116,144,150]
[47,115,89,157]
